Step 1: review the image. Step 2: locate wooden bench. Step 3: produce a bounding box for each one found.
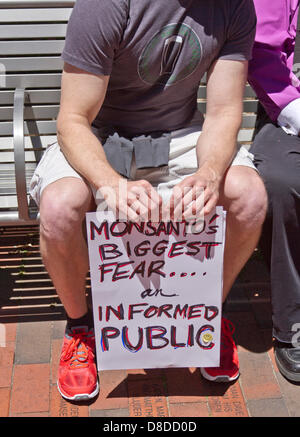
[0,0,258,227]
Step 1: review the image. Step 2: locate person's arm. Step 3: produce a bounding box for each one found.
[57,63,162,222]
[169,59,247,221]
[248,0,300,129]
[57,63,119,189]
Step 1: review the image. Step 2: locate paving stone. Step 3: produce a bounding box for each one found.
[0,342,14,388]
[247,398,289,417]
[1,323,17,343]
[127,368,165,380]
[0,388,10,417]
[90,408,129,417]
[235,324,270,355]
[50,338,62,385]
[206,380,248,417]
[10,363,50,415]
[52,320,67,340]
[231,312,279,403]
[15,321,52,364]
[0,366,13,390]
[267,344,278,371]
[0,342,14,367]
[10,412,49,417]
[169,402,210,417]
[165,368,206,403]
[50,385,89,417]
[89,369,128,411]
[239,347,281,400]
[128,377,169,418]
[273,370,300,417]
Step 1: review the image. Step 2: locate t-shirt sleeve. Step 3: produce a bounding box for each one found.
[61,0,128,76]
[218,0,257,62]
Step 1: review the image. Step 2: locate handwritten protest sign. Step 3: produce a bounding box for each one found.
[86,207,225,370]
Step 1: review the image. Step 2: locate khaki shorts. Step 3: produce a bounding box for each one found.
[29,126,256,207]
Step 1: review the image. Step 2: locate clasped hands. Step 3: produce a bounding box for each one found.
[97,166,221,224]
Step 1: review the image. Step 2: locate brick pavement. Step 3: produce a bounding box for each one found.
[0,226,300,418]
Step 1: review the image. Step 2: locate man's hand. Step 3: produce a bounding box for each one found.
[98,178,163,223]
[165,164,220,222]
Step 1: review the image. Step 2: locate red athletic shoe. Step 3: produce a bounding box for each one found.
[57,326,99,401]
[200,317,239,382]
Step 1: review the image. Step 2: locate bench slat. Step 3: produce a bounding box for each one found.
[198,100,258,113]
[197,98,257,111]
[1,74,255,97]
[0,135,57,149]
[1,57,63,72]
[0,187,17,195]
[1,162,37,171]
[0,40,65,55]
[1,106,256,125]
[0,105,60,121]
[0,73,61,88]
[1,89,61,105]
[0,195,29,209]
[0,23,67,38]
[0,120,256,137]
[198,84,257,99]
[0,150,47,162]
[241,100,258,112]
[2,89,256,109]
[241,114,257,128]
[0,120,57,136]
[0,8,72,22]
[237,130,254,142]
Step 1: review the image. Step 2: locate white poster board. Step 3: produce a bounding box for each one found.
[86,207,225,371]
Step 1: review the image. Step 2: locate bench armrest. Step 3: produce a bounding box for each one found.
[13,88,30,220]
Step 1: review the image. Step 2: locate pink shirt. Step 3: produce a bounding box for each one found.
[248,0,300,123]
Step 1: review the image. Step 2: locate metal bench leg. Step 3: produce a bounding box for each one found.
[13,88,30,221]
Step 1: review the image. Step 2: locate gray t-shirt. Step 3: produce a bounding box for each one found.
[62,0,256,137]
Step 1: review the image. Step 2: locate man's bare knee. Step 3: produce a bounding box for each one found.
[221,167,268,232]
[39,178,92,243]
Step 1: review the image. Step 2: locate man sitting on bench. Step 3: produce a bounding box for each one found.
[29,0,267,401]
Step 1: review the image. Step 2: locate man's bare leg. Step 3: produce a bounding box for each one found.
[200,165,267,382]
[39,177,94,319]
[39,177,100,401]
[218,166,267,302]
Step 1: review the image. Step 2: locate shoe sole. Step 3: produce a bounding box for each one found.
[200,368,239,382]
[57,380,100,402]
[275,354,300,383]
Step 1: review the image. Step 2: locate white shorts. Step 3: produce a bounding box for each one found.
[29,126,256,207]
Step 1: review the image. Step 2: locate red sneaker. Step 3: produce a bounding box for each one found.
[200,317,239,382]
[57,326,99,401]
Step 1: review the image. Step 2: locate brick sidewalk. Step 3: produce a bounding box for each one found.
[0,226,299,417]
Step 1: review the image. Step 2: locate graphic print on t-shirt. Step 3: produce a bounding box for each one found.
[138,23,202,86]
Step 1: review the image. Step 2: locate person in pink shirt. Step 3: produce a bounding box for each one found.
[248,0,300,382]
